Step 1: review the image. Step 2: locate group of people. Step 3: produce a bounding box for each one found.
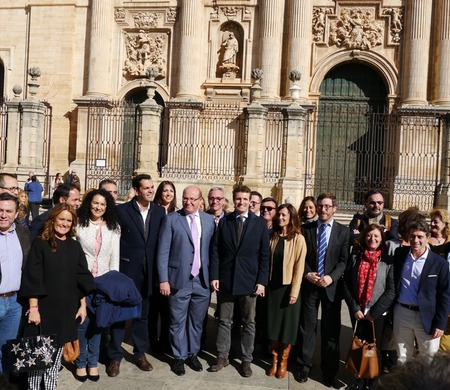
[1,171,450,389]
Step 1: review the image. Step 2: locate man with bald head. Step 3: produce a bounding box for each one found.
[0,173,19,197]
[157,185,215,376]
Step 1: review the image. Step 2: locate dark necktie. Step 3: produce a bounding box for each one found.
[236,215,244,245]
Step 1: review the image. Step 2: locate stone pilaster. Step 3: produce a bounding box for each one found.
[259,0,284,101]
[3,99,21,171]
[436,113,450,210]
[401,0,433,105]
[135,100,163,180]
[432,0,450,106]
[280,104,308,206]
[285,1,312,101]
[175,0,204,100]
[243,103,267,190]
[86,0,114,97]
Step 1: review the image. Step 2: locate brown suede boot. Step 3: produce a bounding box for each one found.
[266,340,279,376]
[276,343,291,379]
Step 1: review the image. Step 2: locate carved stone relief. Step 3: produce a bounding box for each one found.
[313,6,403,49]
[115,8,125,22]
[123,30,167,78]
[133,12,159,29]
[166,8,177,23]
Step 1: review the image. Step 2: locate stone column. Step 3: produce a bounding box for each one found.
[281,104,308,206]
[401,0,433,105]
[243,102,267,191]
[136,99,163,180]
[175,0,204,100]
[432,0,450,106]
[285,1,312,101]
[3,87,22,171]
[86,0,114,97]
[259,0,284,101]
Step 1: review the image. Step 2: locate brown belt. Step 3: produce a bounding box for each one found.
[0,291,16,298]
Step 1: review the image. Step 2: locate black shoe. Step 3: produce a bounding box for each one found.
[74,373,88,382]
[297,368,309,383]
[185,355,203,372]
[172,359,185,376]
[323,376,342,388]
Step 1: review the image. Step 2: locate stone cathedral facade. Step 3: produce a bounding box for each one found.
[1,0,450,212]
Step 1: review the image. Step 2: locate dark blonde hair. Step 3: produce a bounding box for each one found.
[40,203,77,252]
[17,190,29,221]
[429,208,449,238]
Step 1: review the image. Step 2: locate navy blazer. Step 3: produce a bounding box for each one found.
[157,209,215,290]
[394,247,450,334]
[116,198,165,296]
[210,211,270,296]
[301,220,350,302]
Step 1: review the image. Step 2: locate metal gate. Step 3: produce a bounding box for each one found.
[0,98,6,168]
[85,100,141,196]
[304,107,442,212]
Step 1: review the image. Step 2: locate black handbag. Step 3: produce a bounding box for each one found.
[6,326,58,374]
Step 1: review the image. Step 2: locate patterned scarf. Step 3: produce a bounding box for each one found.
[357,249,382,310]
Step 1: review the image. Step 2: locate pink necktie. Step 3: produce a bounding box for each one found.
[189,214,200,277]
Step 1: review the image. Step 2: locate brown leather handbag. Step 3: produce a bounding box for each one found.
[345,321,379,379]
[63,339,80,363]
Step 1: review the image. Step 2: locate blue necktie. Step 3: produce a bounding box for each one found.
[317,224,327,277]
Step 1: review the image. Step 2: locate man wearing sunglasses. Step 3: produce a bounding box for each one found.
[260,197,278,233]
[349,190,398,243]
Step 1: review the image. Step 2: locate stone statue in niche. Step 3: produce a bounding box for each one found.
[218,31,239,80]
[383,8,403,43]
[123,30,167,78]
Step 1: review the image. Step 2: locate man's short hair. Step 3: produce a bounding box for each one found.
[208,187,225,197]
[99,178,117,189]
[52,183,78,205]
[132,174,151,190]
[232,185,251,200]
[0,173,17,187]
[363,189,384,203]
[408,220,430,236]
[317,193,337,207]
[261,197,278,207]
[250,191,262,202]
[0,192,19,210]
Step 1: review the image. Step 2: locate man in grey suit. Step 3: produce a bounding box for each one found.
[157,185,215,376]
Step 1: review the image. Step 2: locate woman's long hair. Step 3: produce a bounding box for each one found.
[17,190,29,221]
[40,203,78,252]
[77,189,119,231]
[154,180,177,213]
[271,203,301,241]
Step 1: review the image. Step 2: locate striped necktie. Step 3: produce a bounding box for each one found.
[317,223,328,277]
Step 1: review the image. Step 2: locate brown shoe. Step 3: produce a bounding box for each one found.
[241,361,252,378]
[106,360,120,377]
[135,355,153,371]
[210,356,229,372]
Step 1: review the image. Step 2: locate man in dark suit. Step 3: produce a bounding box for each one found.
[157,185,215,376]
[106,174,165,377]
[393,220,450,363]
[297,193,350,387]
[0,192,31,374]
[210,185,269,378]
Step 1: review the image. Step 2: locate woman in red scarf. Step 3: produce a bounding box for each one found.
[343,224,396,390]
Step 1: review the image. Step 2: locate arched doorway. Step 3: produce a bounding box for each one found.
[314,62,388,207]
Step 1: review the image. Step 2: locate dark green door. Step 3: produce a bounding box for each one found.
[315,62,387,206]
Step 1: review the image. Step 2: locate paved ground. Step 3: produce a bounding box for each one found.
[56,295,357,390]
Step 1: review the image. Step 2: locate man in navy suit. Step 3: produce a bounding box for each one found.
[106,174,165,377]
[393,220,450,363]
[297,193,350,387]
[210,185,269,378]
[157,185,215,376]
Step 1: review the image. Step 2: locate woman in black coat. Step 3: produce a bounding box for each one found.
[20,203,94,390]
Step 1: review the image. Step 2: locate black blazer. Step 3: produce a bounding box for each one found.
[301,220,350,302]
[210,211,270,295]
[116,198,165,296]
[394,247,450,335]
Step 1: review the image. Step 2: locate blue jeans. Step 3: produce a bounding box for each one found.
[76,313,101,369]
[0,293,22,373]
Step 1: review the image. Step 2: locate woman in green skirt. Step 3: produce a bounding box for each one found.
[267,203,307,379]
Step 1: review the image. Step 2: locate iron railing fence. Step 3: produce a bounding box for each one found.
[85,100,141,197]
[42,101,52,195]
[304,106,442,212]
[0,98,7,167]
[264,105,287,182]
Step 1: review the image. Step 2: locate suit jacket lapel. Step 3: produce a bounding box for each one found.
[178,209,194,245]
[418,251,434,290]
[127,201,146,240]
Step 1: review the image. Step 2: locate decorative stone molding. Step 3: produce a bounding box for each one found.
[123,30,167,79]
[115,8,125,22]
[133,12,159,29]
[210,6,252,22]
[313,5,403,49]
[221,7,238,20]
[166,8,177,23]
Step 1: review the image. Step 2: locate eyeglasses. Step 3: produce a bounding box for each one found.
[369,201,384,206]
[0,186,19,192]
[249,201,260,206]
[317,204,334,210]
[208,197,224,202]
[182,196,201,203]
[261,206,275,212]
